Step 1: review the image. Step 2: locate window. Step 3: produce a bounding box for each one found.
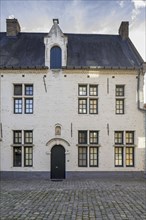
[126,147,134,167]
[13,130,22,144]
[78,130,99,167]
[13,147,22,167]
[14,84,22,96]
[78,84,98,114]
[116,85,124,96]
[78,131,87,144]
[13,130,33,167]
[89,147,98,167]
[50,46,62,69]
[89,85,98,96]
[78,85,87,96]
[78,147,87,167]
[116,99,124,114]
[24,131,33,144]
[13,84,33,114]
[114,131,123,145]
[115,147,123,167]
[114,130,135,167]
[14,99,22,114]
[24,147,33,167]
[89,99,98,114]
[115,85,125,114]
[126,131,134,145]
[78,99,87,114]
[89,131,98,144]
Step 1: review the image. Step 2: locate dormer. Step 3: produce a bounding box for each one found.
[44,19,68,69]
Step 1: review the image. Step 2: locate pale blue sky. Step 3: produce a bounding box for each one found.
[0,0,146,100]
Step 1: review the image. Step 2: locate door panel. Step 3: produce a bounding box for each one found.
[51,145,65,179]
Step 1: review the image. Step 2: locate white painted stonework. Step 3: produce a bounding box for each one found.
[0,68,145,172]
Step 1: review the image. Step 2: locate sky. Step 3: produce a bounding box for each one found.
[0,0,146,101]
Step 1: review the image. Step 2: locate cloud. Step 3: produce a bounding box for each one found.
[118,0,125,8]
[131,0,146,21]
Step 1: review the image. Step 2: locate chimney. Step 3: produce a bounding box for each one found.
[6,18,21,36]
[119,21,129,40]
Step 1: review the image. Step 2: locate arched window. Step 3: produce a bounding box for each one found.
[50,46,62,69]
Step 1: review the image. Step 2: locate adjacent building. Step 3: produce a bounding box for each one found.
[0,18,145,179]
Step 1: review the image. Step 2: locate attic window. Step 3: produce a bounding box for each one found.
[50,46,62,69]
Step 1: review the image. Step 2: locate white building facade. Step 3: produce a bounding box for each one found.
[0,19,145,179]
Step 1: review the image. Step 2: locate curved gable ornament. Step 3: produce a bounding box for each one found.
[46,138,70,147]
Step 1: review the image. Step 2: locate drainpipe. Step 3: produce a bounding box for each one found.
[137,65,146,176]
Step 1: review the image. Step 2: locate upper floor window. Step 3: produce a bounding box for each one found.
[50,46,62,69]
[78,84,98,114]
[13,84,33,114]
[115,85,125,114]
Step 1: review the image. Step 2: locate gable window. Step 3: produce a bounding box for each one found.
[50,46,62,69]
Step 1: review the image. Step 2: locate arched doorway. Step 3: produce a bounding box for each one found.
[51,145,65,179]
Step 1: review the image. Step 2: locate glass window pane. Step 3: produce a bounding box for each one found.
[78,131,87,144]
[89,85,98,96]
[79,85,87,96]
[13,147,22,167]
[14,84,22,96]
[25,85,33,96]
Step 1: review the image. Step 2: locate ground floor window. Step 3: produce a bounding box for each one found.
[13,147,22,167]
[78,146,99,167]
[126,147,134,167]
[78,147,87,167]
[24,147,33,167]
[12,130,33,167]
[114,147,134,167]
[115,147,123,167]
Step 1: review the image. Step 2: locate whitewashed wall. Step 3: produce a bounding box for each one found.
[0,69,145,172]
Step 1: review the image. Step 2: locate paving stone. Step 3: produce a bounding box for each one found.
[0,174,145,220]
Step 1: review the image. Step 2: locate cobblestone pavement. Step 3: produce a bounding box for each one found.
[0,175,146,220]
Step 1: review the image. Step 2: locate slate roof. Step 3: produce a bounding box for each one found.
[0,32,143,69]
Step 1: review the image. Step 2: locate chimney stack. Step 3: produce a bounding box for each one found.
[119,21,129,40]
[6,18,21,36]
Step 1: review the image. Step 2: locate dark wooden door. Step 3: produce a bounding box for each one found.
[51,145,65,179]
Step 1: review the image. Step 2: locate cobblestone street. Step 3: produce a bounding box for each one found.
[0,174,146,220]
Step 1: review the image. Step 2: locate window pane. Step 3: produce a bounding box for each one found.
[25,98,33,114]
[126,131,134,145]
[89,147,98,167]
[89,99,98,114]
[14,84,22,96]
[115,147,123,167]
[14,98,22,114]
[114,131,123,144]
[78,131,87,144]
[116,99,124,114]
[24,147,33,167]
[13,147,22,167]
[90,131,98,144]
[24,131,33,144]
[25,85,33,96]
[79,85,87,96]
[126,147,134,167]
[13,130,22,144]
[78,99,87,114]
[78,147,87,167]
[89,85,98,96]
[116,85,124,96]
